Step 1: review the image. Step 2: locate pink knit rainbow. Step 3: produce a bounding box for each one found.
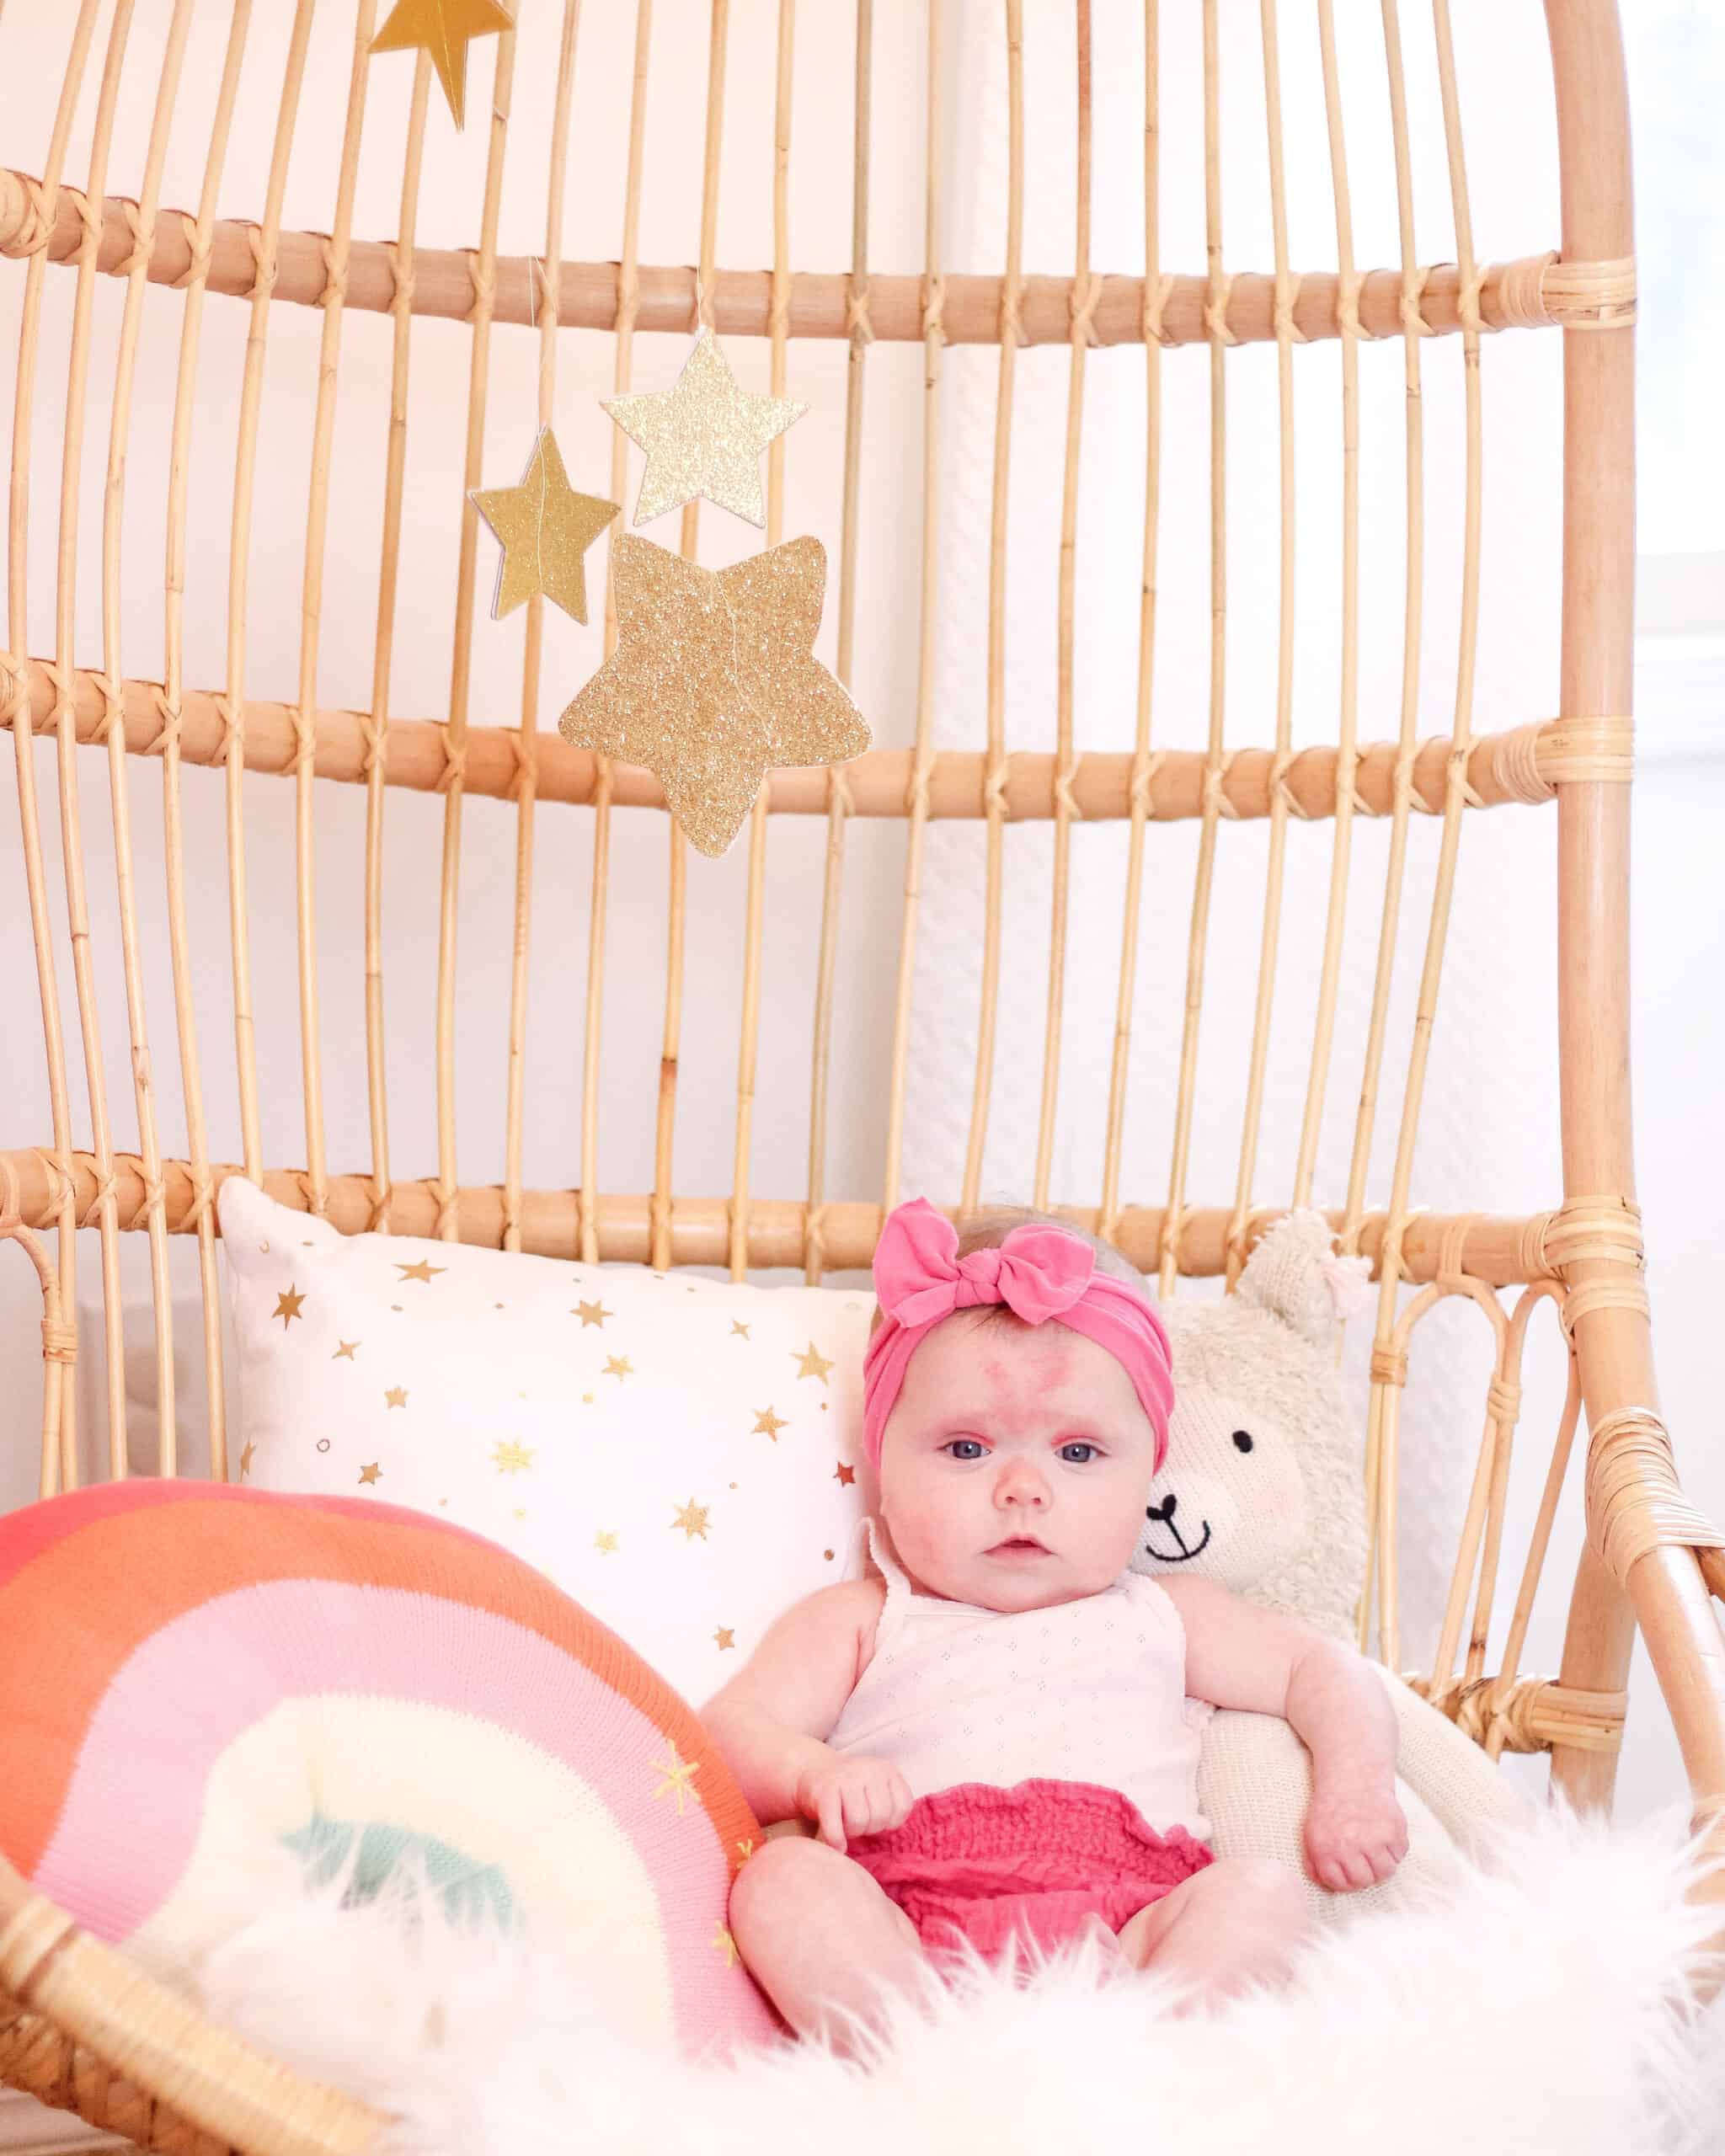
[0,1481,778,2058]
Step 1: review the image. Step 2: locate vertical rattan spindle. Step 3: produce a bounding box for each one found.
[882,0,946,1219]
[1097,0,1163,1251]
[98,0,196,1474]
[803,0,873,1284]
[651,0,730,1273]
[582,0,654,1269]
[1220,0,1300,1293]
[959,0,1024,1215]
[52,2,143,1484]
[728,0,798,1282]
[157,3,254,1481]
[362,51,434,1240]
[502,3,589,1256]
[1029,0,1093,1214]
[1159,0,1235,1300]
[434,18,516,1246]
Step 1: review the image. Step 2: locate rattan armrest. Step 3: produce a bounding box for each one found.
[0,1861,382,2156]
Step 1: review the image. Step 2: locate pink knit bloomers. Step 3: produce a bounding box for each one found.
[846,1776,1215,1967]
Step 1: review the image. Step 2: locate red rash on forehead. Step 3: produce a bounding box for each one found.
[979,1338,1074,1394]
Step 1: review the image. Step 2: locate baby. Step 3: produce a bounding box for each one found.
[702,1198,1407,2053]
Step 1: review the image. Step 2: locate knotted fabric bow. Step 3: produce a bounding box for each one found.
[861,1197,1174,1473]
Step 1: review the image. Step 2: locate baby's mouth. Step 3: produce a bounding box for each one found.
[987,1536,1049,1556]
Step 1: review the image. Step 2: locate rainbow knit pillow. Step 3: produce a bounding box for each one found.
[0,1482,779,2059]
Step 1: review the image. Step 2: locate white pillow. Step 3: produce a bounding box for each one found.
[216,1177,873,1707]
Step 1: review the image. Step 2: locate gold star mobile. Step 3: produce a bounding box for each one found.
[370,0,513,131]
[558,532,870,858]
[602,328,808,529]
[470,428,619,625]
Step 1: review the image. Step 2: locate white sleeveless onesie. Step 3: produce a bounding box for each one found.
[827,1515,1215,1841]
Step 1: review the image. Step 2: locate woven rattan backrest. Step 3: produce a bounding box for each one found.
[5,3,1691,1812]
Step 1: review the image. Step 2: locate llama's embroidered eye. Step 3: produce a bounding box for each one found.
[1231,1429,1254,1453]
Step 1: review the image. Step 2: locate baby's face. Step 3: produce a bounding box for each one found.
[878,1310,1160,1611]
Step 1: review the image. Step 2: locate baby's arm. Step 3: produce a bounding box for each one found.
[700,1581,910,1850]
[1161,1573,1407,1891]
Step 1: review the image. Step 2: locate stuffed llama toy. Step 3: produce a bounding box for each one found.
[1140,1209,1537,1923]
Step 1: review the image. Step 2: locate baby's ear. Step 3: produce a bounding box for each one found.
[1236,1210,1372,1347]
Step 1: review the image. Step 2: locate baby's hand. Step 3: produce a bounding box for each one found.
[794,1753,914,1854]
[1302,1780,1409,1892]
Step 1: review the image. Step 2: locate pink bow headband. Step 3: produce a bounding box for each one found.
[861,1198,1174,1474]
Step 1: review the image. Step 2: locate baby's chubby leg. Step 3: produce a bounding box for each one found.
[1116,1855,1313,2010]
[729,1832,931,2058]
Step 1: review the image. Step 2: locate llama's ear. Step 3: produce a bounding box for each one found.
[1236,1210,1372,1346]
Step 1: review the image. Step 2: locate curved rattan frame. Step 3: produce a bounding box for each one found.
[3,2,1724,2148]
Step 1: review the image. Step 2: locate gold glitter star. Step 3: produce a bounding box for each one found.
[239,1440,256,1478]
[333,1339,360,1360]
[753,1407,788,1443]
[602,328,807,529]
[713,1626,735,1652]
[729,1320,751,1340]
[650,1737,701,1816]
[557,532,870,860]
[734,1838,756,1865]
[594,1529,619,1554]
[793,1342,834,1385]
[359,1462,382,1486]
[396,1259,446,1284]
[582,1392,595,1405]
[671,1498,712,1542]
[712,1923,740,1970]
[273,1287,306,1330]
[603,1355,633,1382]
[492,1439,534,1475]
[835,1461,857,1486]
[574,1299,612,1329]
[370,0,512,131]
[384,1386,409,1409]
[470,427,619,624]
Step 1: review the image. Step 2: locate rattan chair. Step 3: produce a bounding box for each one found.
[3,2,1722,2148]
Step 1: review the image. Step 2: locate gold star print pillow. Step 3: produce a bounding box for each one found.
[216,1177,873,1708]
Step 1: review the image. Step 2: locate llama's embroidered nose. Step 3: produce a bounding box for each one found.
[1142,1490,1213,1563]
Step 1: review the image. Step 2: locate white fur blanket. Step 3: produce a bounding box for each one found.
[186,1798,1725,2156]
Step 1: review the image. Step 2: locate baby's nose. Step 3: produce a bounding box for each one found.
[996,1457,1049,1502]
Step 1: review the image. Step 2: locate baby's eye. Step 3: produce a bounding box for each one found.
[1059,1442,1100,1465]
[942,1438,986,1461]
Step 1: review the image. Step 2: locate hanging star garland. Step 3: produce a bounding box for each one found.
[470,428,620,624]
[558,531,870,858]
[370,0,513,131]
[601,328,809,530]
